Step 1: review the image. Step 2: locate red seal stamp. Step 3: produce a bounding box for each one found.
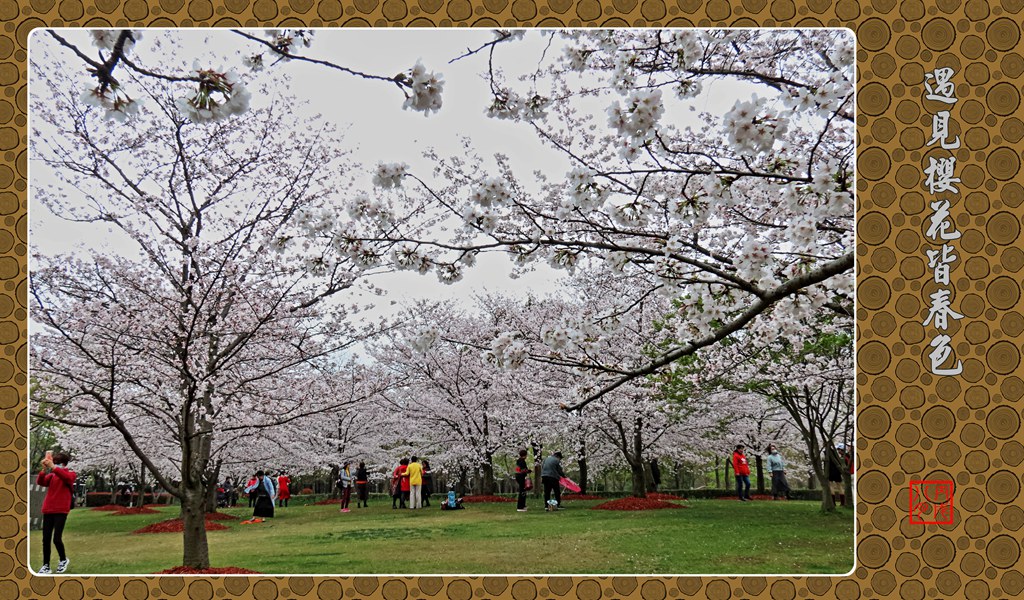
[909,480,954,525]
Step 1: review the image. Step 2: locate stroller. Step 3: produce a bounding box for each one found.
[216,486,228,508]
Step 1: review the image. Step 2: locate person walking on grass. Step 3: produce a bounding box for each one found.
[406,456,424,509]
[338,462,353,513]
[36,451,76,574]
[515,449,531,512]
[421,460,434,507]
[766,444,791,500]
[277,470,292,508]
[243,470,276,523]
[391,458,408,509]
[355,461,369,508]
[732,444,752,501]
[541,451,566,511]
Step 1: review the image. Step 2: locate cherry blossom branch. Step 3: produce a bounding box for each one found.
[564,251,853,411]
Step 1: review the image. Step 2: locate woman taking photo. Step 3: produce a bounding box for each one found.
[36,451,76,574]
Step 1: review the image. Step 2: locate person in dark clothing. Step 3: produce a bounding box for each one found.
[37,451,76,574]
[766,444,791,500]
[650,459,661,491]
[243,470,276,523]
[421,460,433,507]
[515,449,530,512]
[355,462,369,508]
[828,444,847,507]
[541,451,566,511]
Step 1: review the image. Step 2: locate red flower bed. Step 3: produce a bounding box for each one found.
[647,493,687,500]
[563,494,604,500]
[300,488,314,495]
[92,504,123,511]
[461,495,514,503]
[204,512,238,520]
[592,497,686,511]
[112,506,160,515]
[155,566,262,574]
[315,498,341,505]
[133,519,230,534]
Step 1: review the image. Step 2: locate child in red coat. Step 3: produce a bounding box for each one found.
[36,451,76,574]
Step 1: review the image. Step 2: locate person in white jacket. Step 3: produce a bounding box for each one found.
[243,470,276,523]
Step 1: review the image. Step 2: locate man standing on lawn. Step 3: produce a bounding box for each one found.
[406,456,424,509]
[541,451,566,511]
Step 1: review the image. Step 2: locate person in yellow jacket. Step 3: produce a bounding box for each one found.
[406,456,424,509]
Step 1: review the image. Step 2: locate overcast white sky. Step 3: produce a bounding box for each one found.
[29,29,786,318]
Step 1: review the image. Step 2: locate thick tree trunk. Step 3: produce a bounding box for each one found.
[181,485,210,569]
[329,464,341,499]
[479,453,496,495]
[205,462,221,513]
[629,461,647,498]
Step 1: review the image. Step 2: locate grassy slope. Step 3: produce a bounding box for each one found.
[30,499,853,575]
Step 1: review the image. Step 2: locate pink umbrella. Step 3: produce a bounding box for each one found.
[559,477,581,493]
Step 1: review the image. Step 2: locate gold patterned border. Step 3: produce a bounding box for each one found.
[4,1,1024,598]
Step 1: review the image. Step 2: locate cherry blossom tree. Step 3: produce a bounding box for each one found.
[45,27,854,418]
[351,29,854,411]
[29,40,395,567]
[692,315,854,511]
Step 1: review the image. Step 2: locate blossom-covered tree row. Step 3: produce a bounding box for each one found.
[31,29,854,568]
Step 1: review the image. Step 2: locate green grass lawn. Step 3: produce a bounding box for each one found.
[31,498,853,575]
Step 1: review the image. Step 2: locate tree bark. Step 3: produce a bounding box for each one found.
[480,453,496,495]
[205,461,221,513]
[577,456,588,495]
[629,461,647,498]
[181,485,210,569]
[755,454,765,493]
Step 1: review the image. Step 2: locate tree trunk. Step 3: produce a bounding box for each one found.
[205,462,222,513]
[816,462,835,512]
[181,485,210,569]
[715,457,720,489]
[480,456,496,496]
[724,456,731,489]
[329,464,341,499]
[531,442,542,498]
[755,454,765,493]
[629,461,647,498]
[137,460,147,506]
[577,456,588,495]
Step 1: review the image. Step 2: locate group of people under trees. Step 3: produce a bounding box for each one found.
[384,457,433,510]
[732,443,853,504]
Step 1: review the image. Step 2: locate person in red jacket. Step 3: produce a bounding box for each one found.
[732,444,752,501]
[391,458,408,509]
[36,451,76,574]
